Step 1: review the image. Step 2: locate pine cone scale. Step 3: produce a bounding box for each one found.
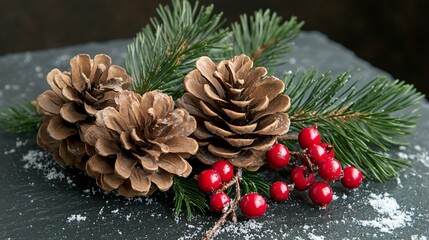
[70,55,91,92]
[95,137,121,156]
[204,121,234,137]
[195,57,227,98]
[60,102,87,123]
[157,153,192,177]
[129,169,152,193]
[248,76,285,101]
[37,90,64,115]
[222,108,246,120]
[47,116,78,140]
[207,144,240,158]
[61,86,82,103]
[224,137,255,147]
[101,172,125,190]
[251,95,291,120]
[157,136,199,155]
[133,153,158,171]
[115,153,136,179]
[226,122,257,134]
[151,170,173,191]
[254,114,290,135]
[249,96,269,111]
[86,154,114,176]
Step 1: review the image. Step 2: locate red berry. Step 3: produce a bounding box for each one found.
[211,160,234,182]
[270,181,290,202]
[210,191,230,212]
[239,193,267,218]
[266,143,290,168]
[298,125,321,149]
[197,170,222,193]
[309,181,333,207]
[318,158,342,182]
[289,166,315,191]
[307,144,328,165]
[320,142,335,158]
[341,166,364,189]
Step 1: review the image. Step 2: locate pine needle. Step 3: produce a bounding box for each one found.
[0,101,41,134]
[241,169,270,197]
[283,70,424,181]
[224,10,303,71]
[172,176,208,220]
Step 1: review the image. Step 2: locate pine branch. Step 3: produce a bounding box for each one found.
[126,0,229,99]
[283,70,424,181]
[224,10,303,71]
[0,101,41,134]
[240,169,270,197]
[172,176,208,220]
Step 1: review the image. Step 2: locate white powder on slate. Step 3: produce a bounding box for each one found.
[215,219,274,240]
[4,148,16,154]
[411,235,428,240]
[67,214,87,222]
[22,150,65,181]
[358,193,413,233]
[397,145,429,168]
[308,233,326,240]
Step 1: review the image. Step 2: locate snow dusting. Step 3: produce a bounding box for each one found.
[67,214,87,223]
[22,150,66,181]
[358,193,413,233]
[397,145,429,168]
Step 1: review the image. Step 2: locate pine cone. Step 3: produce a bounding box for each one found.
[82,90,198,197]
[177,55,291,171]
[36,54,132,170]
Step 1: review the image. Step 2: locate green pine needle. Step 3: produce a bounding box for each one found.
[283,70,424,181]
[225,10,303,71]
[0,101,41,134]
[241,169,270,197]
[126,0,229,99]
[172,176,208,220]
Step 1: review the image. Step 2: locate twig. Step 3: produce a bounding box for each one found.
[278,134,298,140]
[203,168,242,240]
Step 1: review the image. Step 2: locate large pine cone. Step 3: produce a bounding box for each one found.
[177,55,290,171]
[82,90,198,197]
[36,54,132,170]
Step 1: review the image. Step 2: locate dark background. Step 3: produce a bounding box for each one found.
[1,0,428,98]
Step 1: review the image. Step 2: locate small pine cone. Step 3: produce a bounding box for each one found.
[177,55,291,171]
[36,54,132,170]
[82,90,198,197]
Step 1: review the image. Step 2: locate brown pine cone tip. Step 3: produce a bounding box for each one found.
[36,54,132,170]
[83,90,198,197]
[177,55,291,171]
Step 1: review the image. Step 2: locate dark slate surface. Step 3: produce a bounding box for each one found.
[1,32,428,239]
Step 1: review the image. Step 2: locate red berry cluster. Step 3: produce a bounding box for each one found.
[266,125,364,208]
[197,160,268,218]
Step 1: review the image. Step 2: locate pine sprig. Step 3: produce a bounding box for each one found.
[241,169,270,197]
[126,0,228,99]
[283,70,424,181]
[0,101,41,134]
[172,176,208,220]
[225,10,303,71]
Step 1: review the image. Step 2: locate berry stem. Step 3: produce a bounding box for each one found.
[279,134,298,140]
[291,151,316,173]
[203,168,242,240]
[220,169,242,191]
